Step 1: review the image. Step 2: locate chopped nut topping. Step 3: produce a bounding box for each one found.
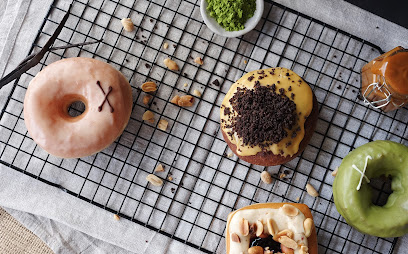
[163,42,169,49]
[155,164,165,172]
[142,110,154,123]
[168,176,173,181]
[300,245,309,254]
[278,236,298,249]
[143,95,152,105]
[282,204,299,217]
[113,214,120,220]
[141,81,157,92]
[273,229,294,242]
[121,18,134,32]
[239,218,249,236]
[163,58,179,71]
[183,83,188,87]
[227,152,234,158]
[255,220,264,237]
[244,60,247,64]
[261,171,273,184]
[158,119,169,131]
[231,233,240,243]
[303,218,313,237]
[279,173,286,179]
[306,183,319,197]
[146,174,163,186]
[194,57,204,65]
[267,218,277,236]
[247,246,263,254]
[193,89,202,97]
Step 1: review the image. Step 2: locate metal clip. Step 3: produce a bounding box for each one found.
[362,75,392,109]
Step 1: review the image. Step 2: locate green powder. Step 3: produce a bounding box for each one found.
[206,0,256,32]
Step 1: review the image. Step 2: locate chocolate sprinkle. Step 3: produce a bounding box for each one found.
[228,83,297,148]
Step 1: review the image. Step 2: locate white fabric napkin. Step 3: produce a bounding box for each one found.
[1,0,408,253]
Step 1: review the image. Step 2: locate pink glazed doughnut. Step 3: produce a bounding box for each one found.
[24,57,133,158]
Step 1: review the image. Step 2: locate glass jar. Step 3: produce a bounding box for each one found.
[361,46,408,112]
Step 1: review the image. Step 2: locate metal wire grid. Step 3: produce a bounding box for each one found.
[0,0,407,253]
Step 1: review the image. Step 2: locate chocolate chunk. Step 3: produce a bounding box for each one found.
[212,79,220,86]
[228,83,297,147]
[286,73,290,76]
[145,63,151,68]
[337,85,342,89]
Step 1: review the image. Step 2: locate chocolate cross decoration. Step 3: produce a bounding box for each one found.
[96,81,114,113]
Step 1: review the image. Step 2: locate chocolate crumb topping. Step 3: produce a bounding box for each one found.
[227,83,297,148]
[248,76,255,81]
[279,88,285,94]
[288,86,292,91]
[224,107,231,116]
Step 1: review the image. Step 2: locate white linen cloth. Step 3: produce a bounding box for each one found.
[1,0,408,253]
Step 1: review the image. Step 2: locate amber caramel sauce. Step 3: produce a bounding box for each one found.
[361,46,408,112]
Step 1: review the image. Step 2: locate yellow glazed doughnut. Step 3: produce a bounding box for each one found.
[24,57,133,158]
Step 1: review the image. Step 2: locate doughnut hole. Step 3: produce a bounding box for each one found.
[369,175,393,207]
[62,94,88,120]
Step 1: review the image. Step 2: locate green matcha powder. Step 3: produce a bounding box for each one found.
[206,0,256,31]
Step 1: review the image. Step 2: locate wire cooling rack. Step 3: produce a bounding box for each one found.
[1,0,407,253]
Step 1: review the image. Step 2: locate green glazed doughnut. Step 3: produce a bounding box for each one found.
[333,140,408,237]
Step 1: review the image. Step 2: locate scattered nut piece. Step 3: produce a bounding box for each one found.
[168,176,173,181]
[121,18,134,32]
[163,58,179,71]
[170,95,180,105]
[267,218,277,236]
[239,218,249,236]
[158,119,169,131]
[155,164,165,172]
[183,83,188,87]
[227,152,234,158]
[244,60,247,64]
[143,95,152,105]
[332,167,339,177]
[231,233,240,243]
[178,95,194,107]
[300,245,309,254]
[278,236,298,250]
[194,57,204,65]
[303,218,313,237]
[306,183,319,197]
[142,110,154,123]
[279,173,287,179]
[255,220,264,237]
[146,174,163,186]
[248,246,263,254]
[193,89,202,97]
[163,42,169,49]
[296,197,300,201]
[141,81,157,92]
[113,214,120,220]
[273,229,294,242]
[261,171,273,184]
[282,204,299,217]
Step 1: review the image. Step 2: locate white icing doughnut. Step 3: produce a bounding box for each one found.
[24,57,133,158]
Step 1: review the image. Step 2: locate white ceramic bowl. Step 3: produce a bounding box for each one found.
[200,0,264,38]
